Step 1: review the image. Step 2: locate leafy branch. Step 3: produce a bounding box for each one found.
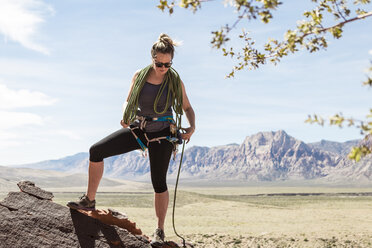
[157,0,372,78]
[157,0,372,162]
[305,62,372,161]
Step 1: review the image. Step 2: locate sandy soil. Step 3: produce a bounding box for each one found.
[184,233,372,248]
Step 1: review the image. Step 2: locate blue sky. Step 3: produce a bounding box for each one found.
[1,0,371,165]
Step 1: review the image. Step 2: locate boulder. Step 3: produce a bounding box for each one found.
[0,181,150,248]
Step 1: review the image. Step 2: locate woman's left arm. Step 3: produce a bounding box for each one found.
[180,80,195,143]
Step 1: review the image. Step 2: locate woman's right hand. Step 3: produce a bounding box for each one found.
[120,120,129,128]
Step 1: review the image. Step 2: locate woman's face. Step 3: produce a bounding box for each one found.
[152,52,172,75]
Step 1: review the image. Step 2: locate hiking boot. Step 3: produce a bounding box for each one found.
[66,194,96,211]
[150,228,165,247]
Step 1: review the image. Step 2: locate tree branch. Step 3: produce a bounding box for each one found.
[227,7,249,32]
[334,1,348,21]
[303,11,372,38]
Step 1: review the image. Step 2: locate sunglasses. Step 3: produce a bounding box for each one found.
[154,61,172,68]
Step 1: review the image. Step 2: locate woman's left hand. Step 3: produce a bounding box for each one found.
[180,127,195,144]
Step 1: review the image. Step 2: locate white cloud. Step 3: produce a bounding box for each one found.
[54,130,82,140]
[369,50,372,55]
[0,0,54,54]
[0,111,44,129]
[0,83,57,109]
[0,131,19,140]
[0,131,21,148]
[0,83,55,131]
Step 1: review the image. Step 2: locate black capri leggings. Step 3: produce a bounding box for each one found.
[89,126,173,193]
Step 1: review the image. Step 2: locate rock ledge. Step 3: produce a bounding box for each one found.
[0,181,150,248]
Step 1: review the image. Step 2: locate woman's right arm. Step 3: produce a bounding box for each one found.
[120,70,140,128]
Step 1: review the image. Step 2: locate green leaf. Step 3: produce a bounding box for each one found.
[330,25,343,39]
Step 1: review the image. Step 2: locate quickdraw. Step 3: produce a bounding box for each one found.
[129,115,182,159]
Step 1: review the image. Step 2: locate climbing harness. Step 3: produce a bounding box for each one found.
[129,115,182,159]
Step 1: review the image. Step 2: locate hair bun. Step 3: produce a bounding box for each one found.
[151,33,182,59]
[158,33,174,46]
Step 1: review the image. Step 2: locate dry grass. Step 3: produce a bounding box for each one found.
[2,186,372,247]
[50,186,372,247]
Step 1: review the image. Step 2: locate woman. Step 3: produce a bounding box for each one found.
[67,33,195,247]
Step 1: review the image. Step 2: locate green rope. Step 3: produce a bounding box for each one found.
[172,139,187,248]
[123,65,183,130]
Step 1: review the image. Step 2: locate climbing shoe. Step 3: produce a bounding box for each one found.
[66,194,96,211]
[150,228,165,247]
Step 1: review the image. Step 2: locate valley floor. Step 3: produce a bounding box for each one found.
[46,186,372,248]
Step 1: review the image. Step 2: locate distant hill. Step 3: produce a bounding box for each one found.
[308,139,360,156]
[10,152,89,172]
[0,165,151,192]
[7,130,372,185]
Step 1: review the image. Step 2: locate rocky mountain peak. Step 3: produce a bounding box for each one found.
[242,130,293,146]
[240,130,305,158]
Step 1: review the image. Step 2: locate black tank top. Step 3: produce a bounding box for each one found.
[134,82,173,132]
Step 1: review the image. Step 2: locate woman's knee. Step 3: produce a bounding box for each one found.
[152,179,168,193]
[89,144,103,162]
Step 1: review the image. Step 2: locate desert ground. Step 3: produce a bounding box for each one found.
[20,185,369,248]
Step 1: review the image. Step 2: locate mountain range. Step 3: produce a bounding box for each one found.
[7,130,372,185]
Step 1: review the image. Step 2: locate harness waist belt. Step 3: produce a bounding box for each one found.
[139,115,175,123]
[129,115,181,158]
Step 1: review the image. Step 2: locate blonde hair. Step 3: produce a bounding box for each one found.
[151,33,180,59]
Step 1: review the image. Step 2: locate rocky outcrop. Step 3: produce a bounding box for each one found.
[16,181,54,200]
[0,181,151,248]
